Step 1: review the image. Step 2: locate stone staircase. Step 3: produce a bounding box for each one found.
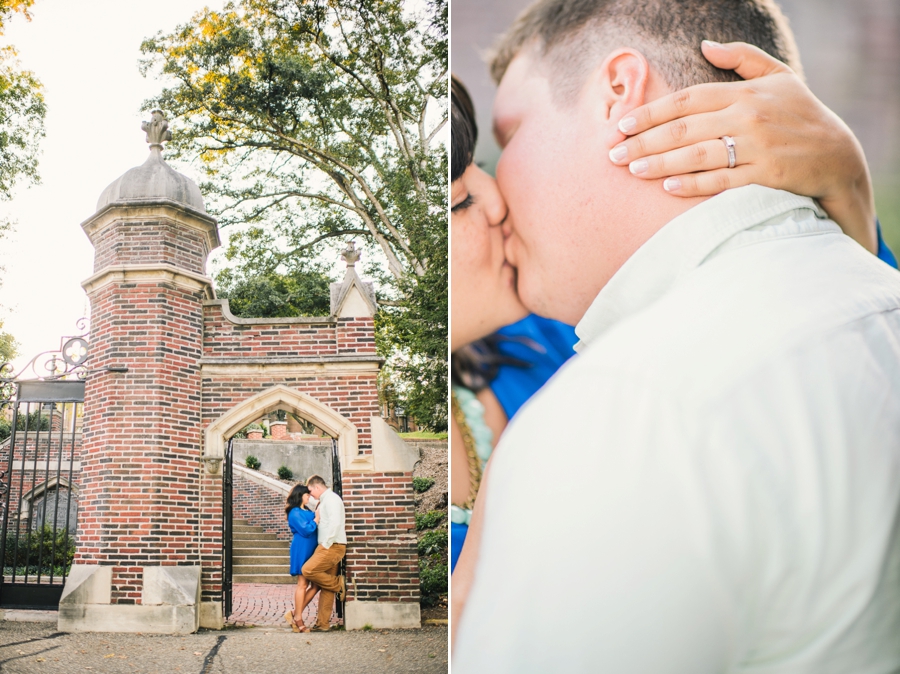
[232,519,294,584]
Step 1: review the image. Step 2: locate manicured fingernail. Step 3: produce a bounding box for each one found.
[629,159,649,175]
[663,177,682,192]
[702,39,723,48]
[618,116,636,133]
[609,145,628,163]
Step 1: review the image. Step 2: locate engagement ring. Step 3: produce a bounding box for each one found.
[721,135,736,169]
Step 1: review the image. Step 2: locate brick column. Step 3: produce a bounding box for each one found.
[60,115,221,634]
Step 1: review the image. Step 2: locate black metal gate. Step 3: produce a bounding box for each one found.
[331,437,345,620]
[0,380,84,609]
[222,437,234,619]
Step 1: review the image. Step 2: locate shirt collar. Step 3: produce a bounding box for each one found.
[574,186,826,350]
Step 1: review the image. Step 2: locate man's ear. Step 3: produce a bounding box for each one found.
[586,48,651,129]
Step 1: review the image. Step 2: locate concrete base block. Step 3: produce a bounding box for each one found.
[344,601,421,630]
[199,601,224,629]
[59,565,112,606]
[57,565,202,634]
[142,566,200,606]
[58,603,198,634]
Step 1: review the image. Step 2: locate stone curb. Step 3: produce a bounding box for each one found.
[0,609,58,622]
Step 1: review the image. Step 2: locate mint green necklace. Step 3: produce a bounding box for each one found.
[450,385,494,526]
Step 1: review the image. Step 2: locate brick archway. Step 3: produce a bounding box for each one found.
[203,384,358,469]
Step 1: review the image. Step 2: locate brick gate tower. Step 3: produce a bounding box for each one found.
[59,112,219,632]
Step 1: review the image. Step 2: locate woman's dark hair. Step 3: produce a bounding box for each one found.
[452,334,539,392]
[450,75,536,391]
[285,484,310,517]
[451,75,477,182]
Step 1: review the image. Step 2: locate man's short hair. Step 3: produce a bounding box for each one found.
[489,0,802,101]
[306,475,327,488]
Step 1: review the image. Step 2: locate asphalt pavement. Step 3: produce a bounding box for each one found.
[0,620,448,673]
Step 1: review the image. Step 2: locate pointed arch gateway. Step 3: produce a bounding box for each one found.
[203,385,359,469]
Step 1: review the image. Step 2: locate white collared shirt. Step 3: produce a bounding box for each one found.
[316,488,347,548]
[455,186,900,673]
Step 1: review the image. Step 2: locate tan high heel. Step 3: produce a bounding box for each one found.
[284,609,300,633]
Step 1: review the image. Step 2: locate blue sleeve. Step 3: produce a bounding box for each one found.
[296,510,318,538]
[288,508,318,537]
[876,219,898,269]
[489,314,579,419]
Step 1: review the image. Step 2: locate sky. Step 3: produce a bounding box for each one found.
[0,0,227,374]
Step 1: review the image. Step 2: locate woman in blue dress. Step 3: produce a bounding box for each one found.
[283,484,319,633]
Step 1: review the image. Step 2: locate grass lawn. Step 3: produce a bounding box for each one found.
[399,430,448,440]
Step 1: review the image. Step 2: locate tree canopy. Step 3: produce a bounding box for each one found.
[141,0,448,429]
[0,0,44,202]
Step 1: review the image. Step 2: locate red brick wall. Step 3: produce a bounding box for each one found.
[202,306,376,358]
[232,472,290,540]
[203,311,334,357]
[344,472,420,603]
[90,218,209,275]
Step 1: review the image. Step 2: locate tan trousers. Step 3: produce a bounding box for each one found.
[302,543,346,628]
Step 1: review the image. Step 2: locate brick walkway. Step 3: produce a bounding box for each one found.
[227,583,341,628]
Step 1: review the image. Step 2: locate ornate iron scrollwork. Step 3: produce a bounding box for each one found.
[0,319,92,405]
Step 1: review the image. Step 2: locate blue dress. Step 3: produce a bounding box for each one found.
[288,507,318,576]
[490,315,579,419]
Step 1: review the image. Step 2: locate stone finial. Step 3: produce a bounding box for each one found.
[141,110,173,149]
[341,240,361,268]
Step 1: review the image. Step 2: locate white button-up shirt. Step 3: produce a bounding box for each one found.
[455,186,900,673]
[317,488,347,549]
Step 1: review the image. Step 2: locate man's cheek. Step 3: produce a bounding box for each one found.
[496,141,535,200]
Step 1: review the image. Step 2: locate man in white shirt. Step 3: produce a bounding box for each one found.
[302,474,347,632]
[453,0,900,671]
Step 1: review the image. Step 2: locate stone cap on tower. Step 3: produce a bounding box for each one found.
[95,110,206,214]
[330,241,377,317]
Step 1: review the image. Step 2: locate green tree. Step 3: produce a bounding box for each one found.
[0,318,16,363]
[214,226,334,317]
[0,0,45,202]
[140,0,448,430]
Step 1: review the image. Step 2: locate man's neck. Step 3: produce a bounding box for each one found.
[570,176,709,325]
